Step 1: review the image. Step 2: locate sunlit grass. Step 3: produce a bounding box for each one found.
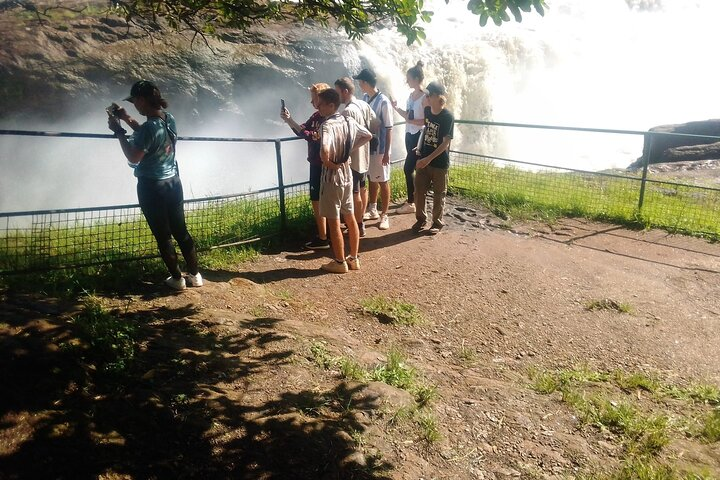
[449,158,720,239]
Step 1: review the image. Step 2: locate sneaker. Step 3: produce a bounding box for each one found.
[346,256,361,271]
[397,202,416,214]
[411,220,427,233]
[359,223,366,238]
[185,272,203,287]
[429,222,444,235]
[321,259,349,274]
[378,214,390,230]
[164,276,186,291]
[363,207,380,220]
[305,237,331,250]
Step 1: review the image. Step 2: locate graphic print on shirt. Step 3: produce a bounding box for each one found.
[424,119,440,149]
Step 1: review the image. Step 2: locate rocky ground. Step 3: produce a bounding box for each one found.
[1,199,719,479]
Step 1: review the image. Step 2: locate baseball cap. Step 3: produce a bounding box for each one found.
[352,68,377,84]
[426,81,446,96]
[124,80,158,101]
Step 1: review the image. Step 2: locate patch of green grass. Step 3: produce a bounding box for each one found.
[613,371,661,393]
[69,296,140,374]
[456,340,477,364]
[359,296,422,326]
[586,298,633,314]
[274,288,293,301]
[416,412,441,443]
[529,367,560,394]
[309,341,337,370]
[200,246,259,270]
[369,348,417,390]
[449,159,720,240]
[338,357,367,381]
[699,409,720,443]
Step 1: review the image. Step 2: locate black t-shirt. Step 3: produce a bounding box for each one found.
[420,106,454,169]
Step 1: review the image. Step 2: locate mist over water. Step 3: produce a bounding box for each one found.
[2,0,718,212]
[357,0,720,171]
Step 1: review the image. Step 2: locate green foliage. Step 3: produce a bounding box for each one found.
[699,409,720,443]
[69,296,140,373]
[360,296,422,326]
[450,159,720,240]
[587,299,633,314]
[9,0,546,44]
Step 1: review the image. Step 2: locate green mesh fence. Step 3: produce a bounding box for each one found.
[3,123,720,274]
[449,151,720,239]
[0,186,313,274]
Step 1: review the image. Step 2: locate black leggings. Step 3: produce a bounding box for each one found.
[404,131,421,203]
[137,175,198,279]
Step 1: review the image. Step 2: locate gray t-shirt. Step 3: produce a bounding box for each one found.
[342,96,375,174]
[320,113,371,186]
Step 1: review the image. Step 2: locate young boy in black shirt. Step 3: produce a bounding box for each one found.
[413,81,455,234]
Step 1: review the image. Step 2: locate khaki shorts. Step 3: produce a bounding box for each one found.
[319,181,354,219]
[368,154,391,183]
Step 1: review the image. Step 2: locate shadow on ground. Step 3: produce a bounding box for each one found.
[0,295,392,479]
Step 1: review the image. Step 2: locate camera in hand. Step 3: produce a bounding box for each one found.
[105,104,120,117]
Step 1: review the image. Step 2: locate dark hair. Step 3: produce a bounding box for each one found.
[147,89,168,110]
[318,89,340,108]
[127,80,169,109]
[334,77,355,94]
[407,60,425,83]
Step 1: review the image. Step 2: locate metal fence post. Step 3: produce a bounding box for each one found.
[637,133,653,211]
[274,140,287,232]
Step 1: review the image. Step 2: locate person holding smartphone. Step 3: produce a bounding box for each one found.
[106,80,202,290]
[280,83,331,250]
[392,61,426,214]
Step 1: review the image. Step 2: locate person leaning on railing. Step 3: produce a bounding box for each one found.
[107,80,203,291]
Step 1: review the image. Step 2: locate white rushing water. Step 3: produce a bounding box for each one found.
[357,0,720,171]
[2,0,719,211]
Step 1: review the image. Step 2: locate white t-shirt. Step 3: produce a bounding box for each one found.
[405,93,426,135]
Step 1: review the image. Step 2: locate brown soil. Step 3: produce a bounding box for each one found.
[2,200,720,479]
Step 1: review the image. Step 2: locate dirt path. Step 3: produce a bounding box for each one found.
[2,202,720,478]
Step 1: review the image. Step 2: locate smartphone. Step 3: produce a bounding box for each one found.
[281,99,286,110]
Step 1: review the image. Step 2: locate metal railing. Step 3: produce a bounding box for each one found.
[2,121,720,274]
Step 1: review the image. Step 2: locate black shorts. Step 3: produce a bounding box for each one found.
[309,163,322,201]
[351,169,367,194]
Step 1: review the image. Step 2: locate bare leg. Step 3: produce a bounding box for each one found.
[326,217,345,261]
[379,181,391,215]
[312,200,327,239]
[368,181,379,212]
[343,212,359,258]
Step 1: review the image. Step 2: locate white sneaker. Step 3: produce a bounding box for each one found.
[164,276,186,291]
[397,202,416,214]
[185,272,203,287]
[364,207,380,220]
[378,214,390,230]
[346,256,361,271]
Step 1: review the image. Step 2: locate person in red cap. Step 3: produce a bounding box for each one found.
[107,80,202,290]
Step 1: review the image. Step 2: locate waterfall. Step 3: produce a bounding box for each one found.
[355,0,720,170]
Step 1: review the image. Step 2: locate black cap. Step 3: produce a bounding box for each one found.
[426,81,446,96]
[352,68,377,84]
[124,80,158,102]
